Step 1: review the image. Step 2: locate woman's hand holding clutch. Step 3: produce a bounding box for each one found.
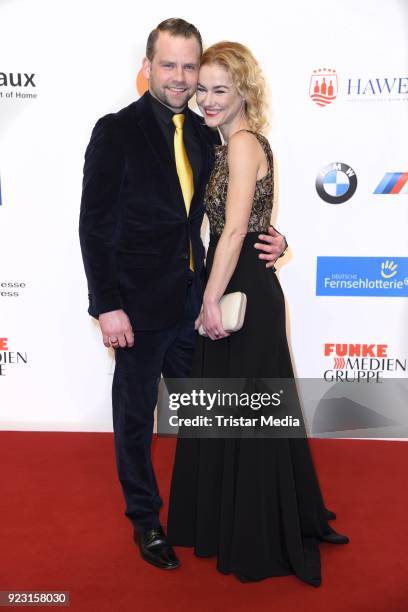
[196,300,231,341]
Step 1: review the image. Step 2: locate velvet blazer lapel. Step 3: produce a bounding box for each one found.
[187,107,215,217]
[135,93,217,220]
[136,93,187,218]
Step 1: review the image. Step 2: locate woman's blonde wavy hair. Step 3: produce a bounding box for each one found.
[200,41,269,133]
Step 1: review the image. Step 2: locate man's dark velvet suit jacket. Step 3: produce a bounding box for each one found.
[79,92,220,330]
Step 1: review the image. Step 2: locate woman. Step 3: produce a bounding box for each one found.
[167,41,349,586]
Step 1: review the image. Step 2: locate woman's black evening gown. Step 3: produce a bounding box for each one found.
[167,132,347,586]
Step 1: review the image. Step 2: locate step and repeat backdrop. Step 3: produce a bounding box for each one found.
[0,0,407,433]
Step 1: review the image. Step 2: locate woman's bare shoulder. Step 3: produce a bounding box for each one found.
[227,130,268,174]
[227,130,263,161]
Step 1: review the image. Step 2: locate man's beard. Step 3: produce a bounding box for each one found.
[150,79,193,111]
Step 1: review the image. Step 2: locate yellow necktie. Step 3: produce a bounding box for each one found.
[172,113,194,271]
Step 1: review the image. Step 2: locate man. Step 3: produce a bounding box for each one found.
[79,18,287,571]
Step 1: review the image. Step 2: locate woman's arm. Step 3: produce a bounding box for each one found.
[200,131,263,340]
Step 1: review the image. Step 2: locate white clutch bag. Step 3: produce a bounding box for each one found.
[198,291,247,336]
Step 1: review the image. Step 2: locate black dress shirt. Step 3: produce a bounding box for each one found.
[147,91,202,191]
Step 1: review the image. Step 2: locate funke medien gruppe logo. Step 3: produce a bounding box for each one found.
[316,257,408,297]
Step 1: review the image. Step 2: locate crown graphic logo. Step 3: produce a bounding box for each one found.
[310,68,338,107]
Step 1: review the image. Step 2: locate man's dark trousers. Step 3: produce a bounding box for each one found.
[112,270,201,533]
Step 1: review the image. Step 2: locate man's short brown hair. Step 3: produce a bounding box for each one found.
[146,18,203,61]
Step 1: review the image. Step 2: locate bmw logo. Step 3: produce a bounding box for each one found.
[316,162,358,204]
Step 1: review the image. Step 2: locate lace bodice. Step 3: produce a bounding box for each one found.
[204,131,274,236]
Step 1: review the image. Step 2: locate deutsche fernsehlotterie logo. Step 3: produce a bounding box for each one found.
[316,257,408,297]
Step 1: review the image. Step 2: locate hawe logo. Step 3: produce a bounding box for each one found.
[316,162,357,204]
[347,77,408,98]
[323,343,406,382]
[0,337,28,376]
[374,172,408,195]
[309,69,338,107]
[310,70,408,105]
[316,256,408,297]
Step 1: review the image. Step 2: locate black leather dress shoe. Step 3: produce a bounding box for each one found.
[318,528,349,544]
[324,507,337,521]
[134,526,180,570]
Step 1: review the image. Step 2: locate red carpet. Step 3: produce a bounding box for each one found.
[0,432,407,611]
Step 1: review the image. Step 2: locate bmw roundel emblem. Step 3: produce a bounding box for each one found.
[316,162,358,204]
